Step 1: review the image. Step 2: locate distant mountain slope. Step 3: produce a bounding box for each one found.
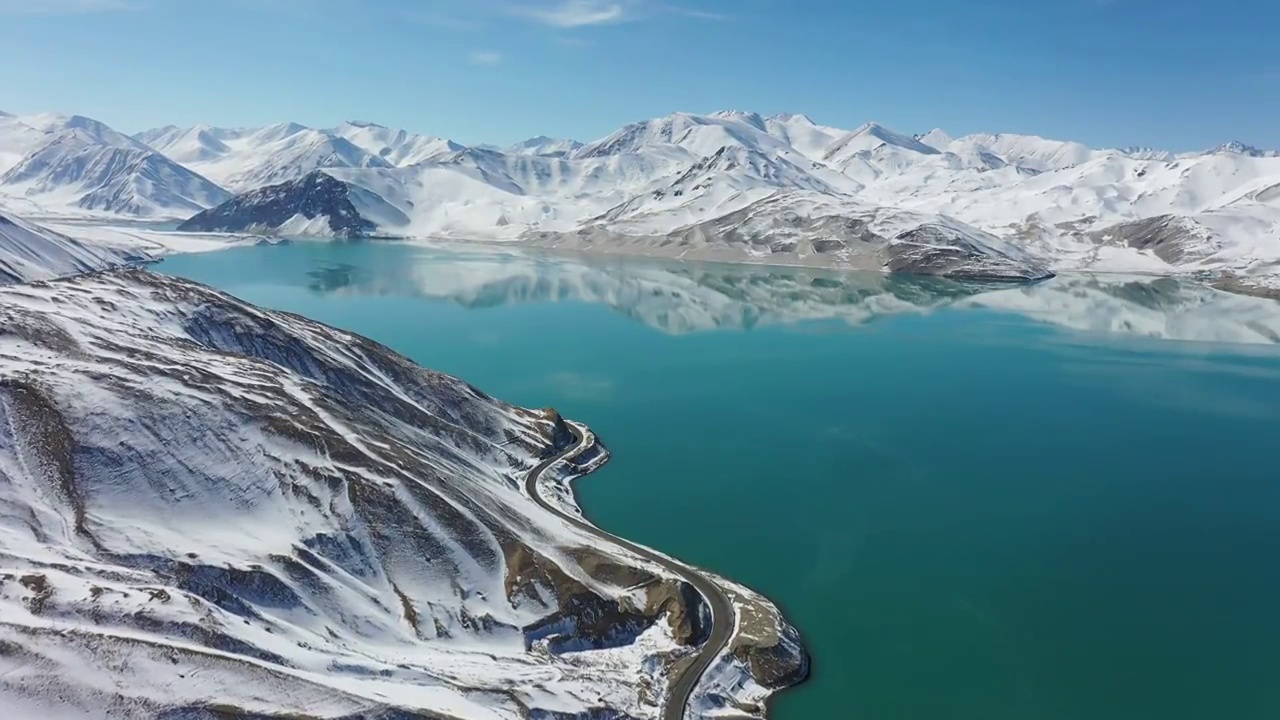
[0,114,47,173]
[151,124,393,192]
[506,135,584,158]
[0,113,229,217]
[0,211,141,283]
[136,120,463,192]
[331,120,463,165]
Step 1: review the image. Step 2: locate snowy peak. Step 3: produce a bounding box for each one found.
[573,114,698,158]
[18,113,143,150]
[205,128,392,191]
[709,109,768,131]
[0,123,230,217]
[845,121,940,155]
[943,132,1100,172]
[1209,141,1279,158]
[330,121,463,166]
[574,111,796,161]
[917,128,954,149]
[670,144,832,192]
[132,124,179,147]
[769,112,817,125]
[814,121,944,179]
[132,121,463,192]
[248,121,309,144]
[138,124,232,164]
[0,115,47,173]
[762,113,850,161]
[507,135,584,158]
[1120,146,1176,162]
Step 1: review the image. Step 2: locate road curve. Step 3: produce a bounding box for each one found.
[524,425,735,720]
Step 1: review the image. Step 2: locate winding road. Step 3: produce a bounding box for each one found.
[524,426,735,720]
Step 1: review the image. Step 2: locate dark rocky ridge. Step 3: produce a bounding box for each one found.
[1087,214,1219,265]
[178,170,378,237]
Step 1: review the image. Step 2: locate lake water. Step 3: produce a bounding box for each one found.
[160,241,1280,720]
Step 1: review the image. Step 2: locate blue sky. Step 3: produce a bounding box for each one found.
[0,0,1275,150]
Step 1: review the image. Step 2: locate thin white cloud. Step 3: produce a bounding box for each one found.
[516,0,628,27]
[469,50,504,65]
[403,1,726,31]
[0,0,134,12]
[673,7,727,21]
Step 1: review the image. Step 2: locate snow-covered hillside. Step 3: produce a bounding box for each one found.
[3,107,1278,284]
[0,211,142,283]
[0,113,229,218]
[0,268,804,718]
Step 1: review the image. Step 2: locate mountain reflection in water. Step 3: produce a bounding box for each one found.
[297,246,1280,345]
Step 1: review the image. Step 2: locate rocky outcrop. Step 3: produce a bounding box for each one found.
[1088,215,1219,264]
[178,170,398,237]
[886,224,1053,281]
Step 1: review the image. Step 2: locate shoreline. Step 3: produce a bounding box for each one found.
[527,415,812,719]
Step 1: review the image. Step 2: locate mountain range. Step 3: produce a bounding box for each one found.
[1,108,1278,283]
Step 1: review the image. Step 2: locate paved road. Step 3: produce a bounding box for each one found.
[525,426,734,720]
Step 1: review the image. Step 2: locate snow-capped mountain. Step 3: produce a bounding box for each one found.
[0,267,804,718]
[140,122,394,192]
[0,113,52,173]
[131,124,232,164]
[506,135,584,158]
[1206,141,1280,159]
[0,113,230,218]
[136,120,463,192]
[330,120,463,165]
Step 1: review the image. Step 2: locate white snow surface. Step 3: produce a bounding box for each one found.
[0,212,141,284]
[0,269,707,719]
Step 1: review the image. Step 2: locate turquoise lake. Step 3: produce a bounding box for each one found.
[160,241,1280,720]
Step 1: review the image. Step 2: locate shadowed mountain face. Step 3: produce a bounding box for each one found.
[178,171,391,237]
